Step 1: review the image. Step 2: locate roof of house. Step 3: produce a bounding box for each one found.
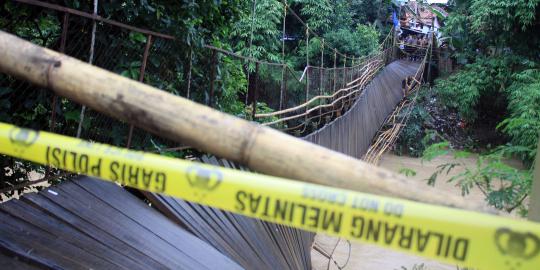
[400,1,446,26]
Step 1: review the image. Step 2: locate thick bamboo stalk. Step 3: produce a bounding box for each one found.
[0,31,492,212]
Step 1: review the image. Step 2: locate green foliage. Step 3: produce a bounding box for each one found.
[324,25,380,58]
[1,0,394,196]
[394,88,433,157]
[232,0,282,62]
[444,0,540,61]
[434,57,513,122]
[497,68,540,164]
[297,0,333,32]
[395,105,432,157]
[399,167,417,177]
[351,0,393,27]
[422,141,532,215]
[216,55,248,117]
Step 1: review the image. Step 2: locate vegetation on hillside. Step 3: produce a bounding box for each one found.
[396,0,540,214]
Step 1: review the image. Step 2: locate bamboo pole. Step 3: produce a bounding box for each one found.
[261,64,383,126]
[0,30,492,212]
[256,61,377,118]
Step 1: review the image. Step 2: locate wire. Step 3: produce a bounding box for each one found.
[322,238,352,270]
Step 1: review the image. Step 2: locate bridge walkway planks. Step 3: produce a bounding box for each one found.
[304,60,421,158]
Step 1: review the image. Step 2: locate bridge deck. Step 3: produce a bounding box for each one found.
[304,60,421,158]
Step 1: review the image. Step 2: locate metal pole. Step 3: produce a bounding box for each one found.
[333,49,337,92]
[126,34,153,149]
[280,3,287,111]
[245,0,257,109]
[332,49,337,118]
[351,57,355,82]
[427,33,433,85]
[305,25,309,124]
[46,12,69,178]
[50,12,69,133]
[209,49,217,108]
[186,48,193,99]
[283,69,288,110]
[252,62,259,120]
[319,39,324,123]
[343,55,347,88]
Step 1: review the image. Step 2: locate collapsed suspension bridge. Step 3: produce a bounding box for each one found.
[1,1,539,270]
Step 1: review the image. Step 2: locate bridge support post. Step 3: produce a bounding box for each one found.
[282,69,288,111]
[50,12,69,134]
[392,28,398,62]
[209,49,217,108]
[186,48,193,99]
[46,12,69,178]
[280,3,286,111]
[319,39,324,124]
[251,62,259,120]
[127,34,153,149]
[332,50,337,118]
[426,33,434,85]
[304,25,309,130]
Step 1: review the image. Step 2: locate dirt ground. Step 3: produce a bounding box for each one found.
[310,153,518,270]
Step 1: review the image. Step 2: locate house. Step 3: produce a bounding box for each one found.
[397,0,448,43]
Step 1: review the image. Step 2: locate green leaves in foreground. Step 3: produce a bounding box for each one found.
[421,138,532,215]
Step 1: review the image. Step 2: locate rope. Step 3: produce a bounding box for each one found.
[313,238,351,270]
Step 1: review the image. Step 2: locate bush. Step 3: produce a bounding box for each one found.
[395,103,432,157]
[434,57,513,122]
[498,68,540,164]
[323,25,380,59]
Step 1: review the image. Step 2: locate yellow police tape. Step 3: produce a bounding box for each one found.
[1,122,540,269]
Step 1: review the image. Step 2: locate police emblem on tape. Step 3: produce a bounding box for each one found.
[8,127,39,155]
[495,228,540,269]
[185,165,223,199]
[495,228,540,260]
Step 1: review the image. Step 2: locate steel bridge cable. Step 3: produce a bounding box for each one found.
[76,0,97,138]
